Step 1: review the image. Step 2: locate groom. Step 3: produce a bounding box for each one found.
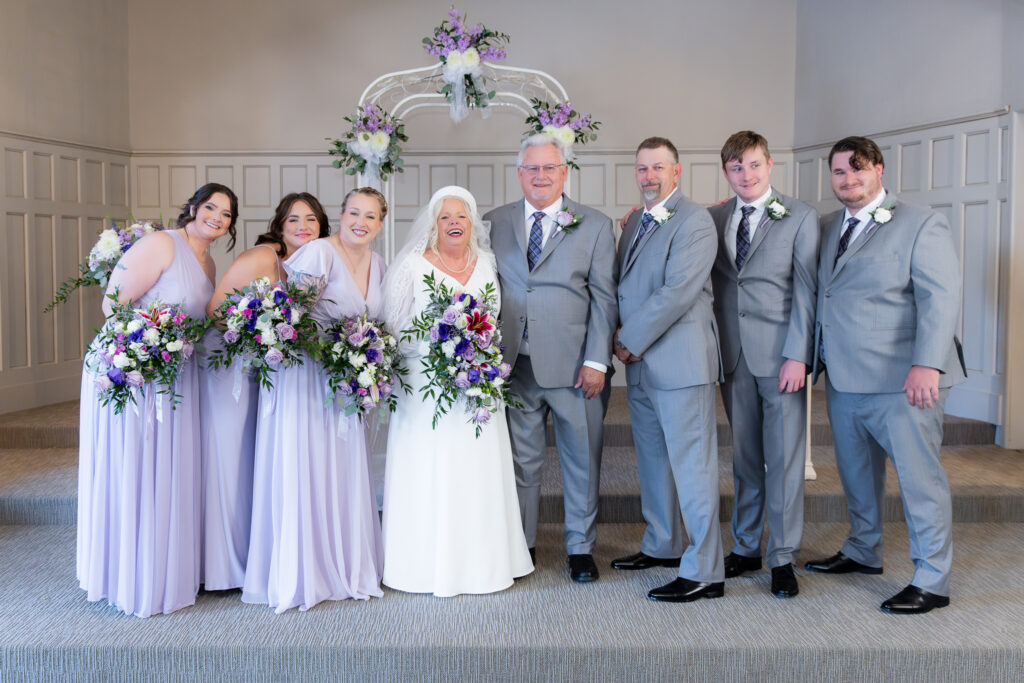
[484,134,618,583]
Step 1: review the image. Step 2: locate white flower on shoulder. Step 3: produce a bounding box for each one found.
[765,197,791,220]
[871,204,894,225]
[649,206,675,225]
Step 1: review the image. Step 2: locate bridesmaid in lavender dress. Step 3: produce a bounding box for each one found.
[199,193,329,591]
[243,187,388,612]
[77,183,238,617]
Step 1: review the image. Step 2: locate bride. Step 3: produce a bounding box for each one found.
[381,185,534,596]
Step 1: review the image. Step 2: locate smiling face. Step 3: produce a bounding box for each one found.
[830,150,884,212]
[281,200,322,256]
[723,147,774,204]
[190,192,233,241]
[517,143,568,209]
[338,192,383,248]
[635,146,681,206]
[433,196,472,253]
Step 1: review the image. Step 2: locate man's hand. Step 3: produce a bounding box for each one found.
[903,365,940,409]
[575,366,606,399]
[620,206,641,229]
[613,329,641,364]
[778,359,807,393]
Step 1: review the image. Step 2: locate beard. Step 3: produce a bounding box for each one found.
[641,182,661,202]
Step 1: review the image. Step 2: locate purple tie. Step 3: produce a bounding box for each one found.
[834,217,860,266]
[627,212,657,262]
[735,205,755,270]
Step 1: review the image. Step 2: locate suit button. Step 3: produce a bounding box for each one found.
[618,295,624,301]
[825,291,832,298]
[527,287,534,293]
[739,312,746,318]
[738,282,744,287]
[519,316,525,322]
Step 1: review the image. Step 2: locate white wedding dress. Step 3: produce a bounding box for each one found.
[382,255,534,596]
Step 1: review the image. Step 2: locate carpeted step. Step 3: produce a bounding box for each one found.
[0,388,997,450]
[3,444,1021,526]
[0,522,1020,681]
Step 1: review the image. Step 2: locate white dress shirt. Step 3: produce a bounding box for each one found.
[521,197,606,374]
[628,188,678,253]
[724,186,773,264]
[842,188,887,245]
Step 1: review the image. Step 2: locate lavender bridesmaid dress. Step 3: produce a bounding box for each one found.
[242,239,385,612]
[77,230,212,617]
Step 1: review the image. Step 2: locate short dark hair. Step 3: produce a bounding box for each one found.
[176,183,239,250]
[828,136,885,171]
[720,131,771,167]
[636,136,679,163]
[256,192,331,257]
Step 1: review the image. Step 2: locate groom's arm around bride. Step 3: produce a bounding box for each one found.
[484,133,618,583]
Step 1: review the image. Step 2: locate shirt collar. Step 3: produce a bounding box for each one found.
[525,197,563,221]
[644,187,678,216]
[845,188,887,225]
[734,186,773,215]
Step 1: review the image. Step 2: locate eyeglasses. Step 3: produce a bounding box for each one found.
[519,164,566,175]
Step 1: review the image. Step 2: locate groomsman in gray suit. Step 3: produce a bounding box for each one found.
[805,136,966,614]
[611,136,725,602]
[483,134,618,583]
[708,131,819,598]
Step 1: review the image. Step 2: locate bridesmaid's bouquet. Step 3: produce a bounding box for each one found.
[87,296,206,414]
[206,277,320,390]
[46,219,163,312]
[319,314,406,420]
[403,272,517,437]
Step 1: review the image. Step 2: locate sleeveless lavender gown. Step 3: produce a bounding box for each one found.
[77,230,213,617]
[242,239,385,612]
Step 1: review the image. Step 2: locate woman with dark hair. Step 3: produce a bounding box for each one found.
[243,187,388,612]
[199,193,330,592]
[77,183,238,617]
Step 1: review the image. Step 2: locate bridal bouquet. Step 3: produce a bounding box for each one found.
[403,272,516,437]
[206,278,320,390]
[524,99,601,169]
[327,103,407,184]
[320,314,406,420]
[87,296,205,414]
[45,219,163,312]
[423,8,509,122]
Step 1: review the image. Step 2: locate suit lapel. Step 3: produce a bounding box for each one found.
[624,193,682,274]
[619,210,641,272]
[715,197,739,273]
[831,198,897,278]
[744,205,776,262]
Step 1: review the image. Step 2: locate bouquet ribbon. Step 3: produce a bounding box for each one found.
[441,63,485,123]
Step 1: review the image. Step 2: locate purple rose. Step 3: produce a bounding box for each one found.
[429,326,441,342]
[477,331,492,347]
[107,368,126,385]
[223,329,240,344]
[264,348,284,366]
[379,382,393,396]
[338,382,354,395]
[472,407,491,424]
[454,372,471,389]
[461,346,476,362]
[94,375,113,391]
[361,396,375,409]
[441,307,459,325]
[348,331,364,345]
[366,347,382,363]
[556,211,574,227]
[276,323,296,341]
[499,363,511,379]
[467,368,481,384]
[126,370,145,388]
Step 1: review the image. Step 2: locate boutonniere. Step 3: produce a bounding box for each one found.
[765,197,791,220]
[649,206,675,225]
[870,202,895,225]
[555,208,583,233]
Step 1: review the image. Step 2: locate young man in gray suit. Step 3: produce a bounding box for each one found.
[483,134,618,583]
[805,136,967,614]
[708,131,820,598]
[611,136,725,602]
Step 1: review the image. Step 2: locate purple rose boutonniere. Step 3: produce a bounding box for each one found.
[556,208,583,233]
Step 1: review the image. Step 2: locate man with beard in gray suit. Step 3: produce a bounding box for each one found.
[483,134,618,583]
[708,131,819,599]
[611,136,725,602]
[805,136,966,614]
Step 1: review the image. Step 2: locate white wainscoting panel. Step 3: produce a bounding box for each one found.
[793,112,1011,424]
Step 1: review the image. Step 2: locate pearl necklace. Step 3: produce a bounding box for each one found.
[435,247,475,274]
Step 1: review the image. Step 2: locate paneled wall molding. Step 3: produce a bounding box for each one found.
[0,129,131,157]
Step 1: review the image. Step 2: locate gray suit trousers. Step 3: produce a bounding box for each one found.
[508,355,604,555]
[627,377,724,582]
[720,350,806,567]
[825,376,953,595]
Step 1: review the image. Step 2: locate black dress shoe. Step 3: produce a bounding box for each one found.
[611,552,682,570]
[804,552,882,575]
[568,554,599,582]
[770,564,799,598]
[647,577,724,603]
[529,547,536,564]
[881,585,949,614]
[724,552,762,578]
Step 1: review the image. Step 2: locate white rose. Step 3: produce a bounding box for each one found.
[493,377,504,387]
[455,316,468,330]
[126,320,143,334]
[441,340,456,357]
[650,206,669,224]
[112,353,132,369]
[332,342,344,355]
[290,309,303,325]
[465,387,482,397]
[348,352,366,368]
[873,207,892,224]
[357,369,373,387]
[238,297,250,310]
[142,328,160,346]
[446,366,457,375]
[166,339,184,353]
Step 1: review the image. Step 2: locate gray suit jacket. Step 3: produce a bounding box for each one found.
[812,193,967,392]
[484,196,618,388]
[709,192,819,378]
[616,191,722,390]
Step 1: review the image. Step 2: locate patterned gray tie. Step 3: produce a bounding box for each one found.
[527,211,545,271]
[735,205,755,270]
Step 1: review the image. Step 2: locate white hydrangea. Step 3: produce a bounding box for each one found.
[142,328,160,346]
[166,339,184,352]
[357,369,373,387]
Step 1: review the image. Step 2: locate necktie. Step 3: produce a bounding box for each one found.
[735,205,755,270]
[527,211,544,271]
[627,212,657,262]
[834,217,860,266]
